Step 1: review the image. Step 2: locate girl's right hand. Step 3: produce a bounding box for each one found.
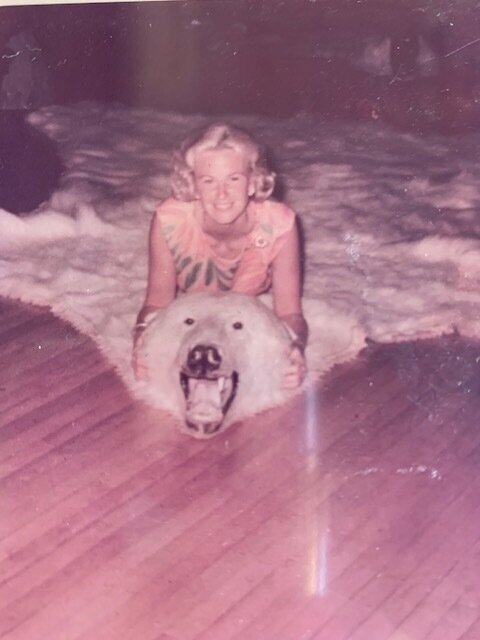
[282,343,307,389]
[132,330,149,382]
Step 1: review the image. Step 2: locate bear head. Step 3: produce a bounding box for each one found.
[140,292,294,439]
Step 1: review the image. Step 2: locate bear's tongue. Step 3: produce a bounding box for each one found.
[186,377,225,424]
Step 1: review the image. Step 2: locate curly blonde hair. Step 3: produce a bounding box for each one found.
[171,123,276,202]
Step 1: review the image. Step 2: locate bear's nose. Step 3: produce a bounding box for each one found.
[187,344,222,377]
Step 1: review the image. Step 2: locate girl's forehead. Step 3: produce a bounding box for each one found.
[193,147,250,172]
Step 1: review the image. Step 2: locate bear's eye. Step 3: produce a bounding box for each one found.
[232,321,243,330]
[184,318,195,325]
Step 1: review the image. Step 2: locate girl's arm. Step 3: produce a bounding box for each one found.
[133,211,177,380]
[136,211,177,328]
[271,223,309,350]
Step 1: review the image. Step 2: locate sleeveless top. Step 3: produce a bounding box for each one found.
[156,197,296,295]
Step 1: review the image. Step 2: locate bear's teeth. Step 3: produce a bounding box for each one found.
[218,376,226,392]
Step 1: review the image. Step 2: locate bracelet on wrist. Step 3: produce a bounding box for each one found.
[132,321,148,340]
[291,339,306,354]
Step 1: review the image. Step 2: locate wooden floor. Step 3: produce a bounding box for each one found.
[1,297,479,640]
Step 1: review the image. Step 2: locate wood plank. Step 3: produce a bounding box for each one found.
[1,299,479,640]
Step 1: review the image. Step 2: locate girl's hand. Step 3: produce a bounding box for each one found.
[283,343,307,389]
[132,329,149,382]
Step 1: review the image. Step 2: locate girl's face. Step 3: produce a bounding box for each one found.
[193,147,255,228]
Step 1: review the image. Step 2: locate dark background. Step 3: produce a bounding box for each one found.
[1,1,480,130]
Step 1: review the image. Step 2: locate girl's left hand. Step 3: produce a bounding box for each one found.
[132,329,149,382]
[283,344,307,389]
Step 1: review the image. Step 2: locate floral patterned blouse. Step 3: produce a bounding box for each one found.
[155,197,296,295]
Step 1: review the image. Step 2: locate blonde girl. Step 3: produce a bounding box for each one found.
[134,123,308,388]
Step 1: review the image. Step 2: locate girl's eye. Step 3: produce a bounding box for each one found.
[184,318,195,325]
[232,321,243,330]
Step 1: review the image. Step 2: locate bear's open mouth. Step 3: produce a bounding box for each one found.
[179,371,239,434]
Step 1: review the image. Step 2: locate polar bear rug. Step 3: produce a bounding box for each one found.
[1,104,479,439]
